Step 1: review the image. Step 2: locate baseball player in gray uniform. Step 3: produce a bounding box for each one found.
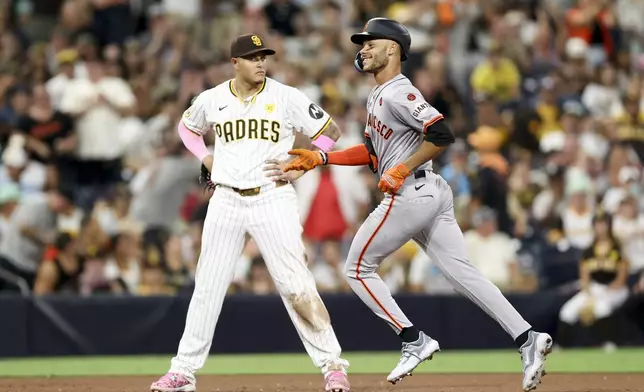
[284,18,553,392]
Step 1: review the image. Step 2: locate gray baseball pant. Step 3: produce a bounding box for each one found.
[343,170,531,338]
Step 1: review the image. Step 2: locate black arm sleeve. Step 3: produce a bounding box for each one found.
[364,135,378,173]
[424,119,455,146]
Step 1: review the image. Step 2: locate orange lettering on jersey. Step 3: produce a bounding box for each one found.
[367,113,392,140]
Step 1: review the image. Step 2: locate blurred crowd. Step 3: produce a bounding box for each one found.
[0,0,642,302]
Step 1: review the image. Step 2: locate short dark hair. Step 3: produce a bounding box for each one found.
[54,232,75,250]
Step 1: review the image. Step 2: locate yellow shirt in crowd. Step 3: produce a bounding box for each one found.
[470,58,521,103]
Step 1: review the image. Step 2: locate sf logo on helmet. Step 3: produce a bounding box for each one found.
[251,35,262,46]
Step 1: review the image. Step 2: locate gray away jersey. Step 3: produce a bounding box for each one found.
[364,74,443,177]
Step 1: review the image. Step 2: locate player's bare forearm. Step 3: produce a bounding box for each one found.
[402,141,447,171]
[401,118,454,170]
[286,131,311,178]
[308,119,342,154]
[318,119,342,142]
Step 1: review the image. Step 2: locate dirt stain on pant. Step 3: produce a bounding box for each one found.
[290,293,331,332]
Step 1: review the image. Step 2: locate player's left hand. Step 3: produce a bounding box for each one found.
[264,159,304,182]
[199,161,216,191]
[378,163,411,195]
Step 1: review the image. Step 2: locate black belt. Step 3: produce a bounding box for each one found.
[414,170,427,179]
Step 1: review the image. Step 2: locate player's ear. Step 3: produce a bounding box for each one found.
[388,43,397,57]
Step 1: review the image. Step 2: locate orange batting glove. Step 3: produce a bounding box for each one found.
[378,163,411,194]
[284,149,324,172]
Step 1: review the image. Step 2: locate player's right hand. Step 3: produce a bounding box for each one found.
[284,149,324,172]
[264,159,304,182]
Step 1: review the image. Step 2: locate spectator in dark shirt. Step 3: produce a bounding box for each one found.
[263,0,302,36]
[0,85,31,126]
[91,0,134,46]
[33,232,82,295]
[468,125,513,235]
[16,84,76,162]
[558,213,629,349]
[15,83,77,188]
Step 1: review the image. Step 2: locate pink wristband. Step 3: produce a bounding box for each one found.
[312,135,335,152]
[178,122,210,161]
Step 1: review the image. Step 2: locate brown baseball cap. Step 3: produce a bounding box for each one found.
[230,34,276,58]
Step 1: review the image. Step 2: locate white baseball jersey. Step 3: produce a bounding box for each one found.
[169,79,347,379]
[182,77,332,189]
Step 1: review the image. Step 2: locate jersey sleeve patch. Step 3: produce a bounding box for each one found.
[412,102,431,119]
[310,117,332,140]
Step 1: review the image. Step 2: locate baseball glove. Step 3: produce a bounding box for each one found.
[199,163,216,191]
[284,149,324,172]
[378,163,411,194]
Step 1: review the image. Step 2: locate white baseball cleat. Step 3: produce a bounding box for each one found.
[387,332,440,384]
[520,331,553,392]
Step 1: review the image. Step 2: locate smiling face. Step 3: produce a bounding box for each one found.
[232,53,268,85]
[358,38,400,73]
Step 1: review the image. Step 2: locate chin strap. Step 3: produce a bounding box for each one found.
[354,52,366,73]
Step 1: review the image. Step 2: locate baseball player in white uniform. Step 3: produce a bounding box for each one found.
[150,34,350,392]
[284,18,553,392]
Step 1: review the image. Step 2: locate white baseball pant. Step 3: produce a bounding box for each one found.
[559,282,629,324]
[169,184,345,379]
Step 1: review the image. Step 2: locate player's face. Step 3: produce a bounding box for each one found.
[359,39,397,73]
[233,53,268,84]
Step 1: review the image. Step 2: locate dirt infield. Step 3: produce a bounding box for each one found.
[1,373,642,392]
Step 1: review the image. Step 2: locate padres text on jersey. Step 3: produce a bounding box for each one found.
[181,77,332,189]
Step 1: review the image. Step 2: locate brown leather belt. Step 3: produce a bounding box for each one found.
[223,180,289,197]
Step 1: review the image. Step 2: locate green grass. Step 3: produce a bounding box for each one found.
[1,349,643,377]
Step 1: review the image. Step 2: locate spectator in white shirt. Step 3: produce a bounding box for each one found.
[603,165,641,215]
[46,49,77,110]
[0,183,20,241]
[612,196,644,274]
[310,239,347,293]
[0,134,47,196]
[532,165,566,227]
[463,207,522,291]
[562,169,596,251]
[60,57,136,210]
[103,232,142,294]
[581,64,622,118]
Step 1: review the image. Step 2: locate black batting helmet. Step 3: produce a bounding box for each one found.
[350,17,411,61]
